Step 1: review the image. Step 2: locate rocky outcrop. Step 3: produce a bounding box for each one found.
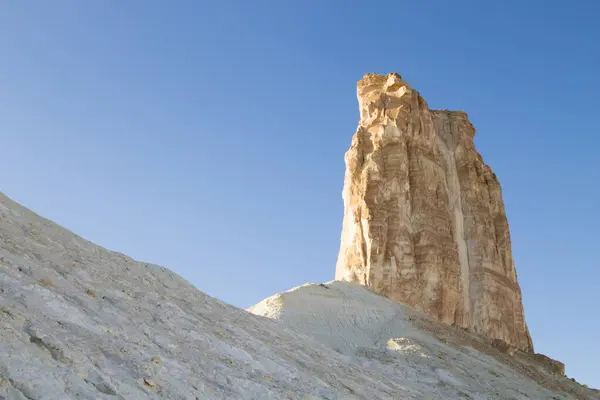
[335,73,533,351]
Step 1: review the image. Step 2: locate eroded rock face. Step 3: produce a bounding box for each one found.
[335,73,533,351]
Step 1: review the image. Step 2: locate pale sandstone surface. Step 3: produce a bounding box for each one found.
[336,73,532,351]
[0,191,449,399]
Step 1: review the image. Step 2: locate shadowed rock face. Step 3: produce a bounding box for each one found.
[335,72,533,352]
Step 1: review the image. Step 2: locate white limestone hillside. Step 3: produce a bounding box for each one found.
[249,282,599,400]
[0,190,597,400]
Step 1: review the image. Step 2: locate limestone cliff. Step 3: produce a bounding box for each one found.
[335,73,533,352]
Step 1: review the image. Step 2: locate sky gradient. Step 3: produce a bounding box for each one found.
[1,0,599,388]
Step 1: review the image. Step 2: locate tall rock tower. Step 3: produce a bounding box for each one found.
[336,73,533,351]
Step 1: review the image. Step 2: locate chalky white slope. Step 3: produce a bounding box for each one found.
[0,190,596,400]
[250,283,599,400]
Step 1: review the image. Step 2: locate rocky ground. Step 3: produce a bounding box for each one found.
[0,190,597,399]
[251,282,598,400]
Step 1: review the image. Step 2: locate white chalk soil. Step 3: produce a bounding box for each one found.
[0,191,597,399]
[250,282,599,399]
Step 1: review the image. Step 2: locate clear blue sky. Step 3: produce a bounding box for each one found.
[1,0,598,388]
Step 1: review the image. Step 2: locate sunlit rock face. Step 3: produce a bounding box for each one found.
[335,73,533,352]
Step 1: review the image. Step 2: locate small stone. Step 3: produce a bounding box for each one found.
[143,378,156,388]
[151,356,162,365]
